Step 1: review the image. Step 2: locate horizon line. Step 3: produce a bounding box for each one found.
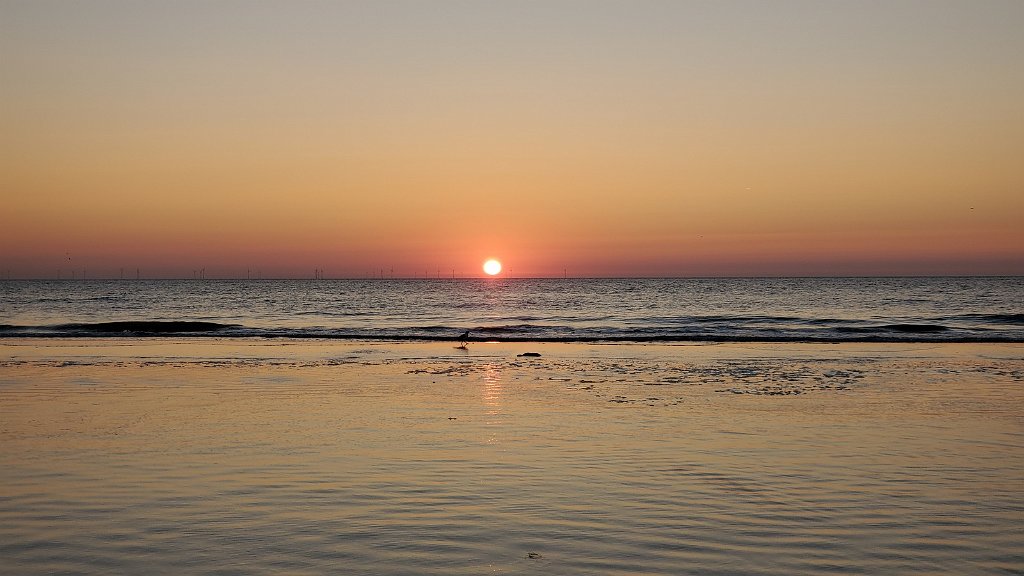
[2,274,1022,281]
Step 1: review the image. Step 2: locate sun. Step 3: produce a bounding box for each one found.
[483,259,502,276]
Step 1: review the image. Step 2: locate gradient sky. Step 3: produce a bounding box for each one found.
[2,0,1022,278]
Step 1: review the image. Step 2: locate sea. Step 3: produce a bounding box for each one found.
[2,277,1023,575]
[1,276,1022,342]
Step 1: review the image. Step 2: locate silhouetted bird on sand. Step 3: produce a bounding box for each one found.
[456,330,470,349]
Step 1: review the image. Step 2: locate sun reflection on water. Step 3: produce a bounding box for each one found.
[482,362,502,408]
[481,363,504,443]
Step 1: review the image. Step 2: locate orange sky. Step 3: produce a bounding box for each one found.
[2,1,1022,278]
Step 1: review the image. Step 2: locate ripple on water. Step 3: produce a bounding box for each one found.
[1,348,1022,575]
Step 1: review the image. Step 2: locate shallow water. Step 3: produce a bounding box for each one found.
[1,341,1022,575]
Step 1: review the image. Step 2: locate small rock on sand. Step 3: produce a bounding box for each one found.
[518,352,541,357]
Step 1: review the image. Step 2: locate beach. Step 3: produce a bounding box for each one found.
[1,339,1021,575]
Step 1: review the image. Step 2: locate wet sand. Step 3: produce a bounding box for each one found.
[1,339,1022,575]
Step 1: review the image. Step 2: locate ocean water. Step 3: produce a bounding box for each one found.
[1,277,1022,342]
[2,277,1023,574]
[1,341,1022,575]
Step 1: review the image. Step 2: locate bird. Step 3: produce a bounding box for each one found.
[456,330,470,349]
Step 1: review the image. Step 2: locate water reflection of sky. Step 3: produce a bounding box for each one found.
[3,342,1022,575]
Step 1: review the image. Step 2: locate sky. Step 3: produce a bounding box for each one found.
[2,0,1022,278]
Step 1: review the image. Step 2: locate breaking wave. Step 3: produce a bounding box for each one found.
[1,317,1021,342]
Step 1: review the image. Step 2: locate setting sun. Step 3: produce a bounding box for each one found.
[483,259,502,276]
